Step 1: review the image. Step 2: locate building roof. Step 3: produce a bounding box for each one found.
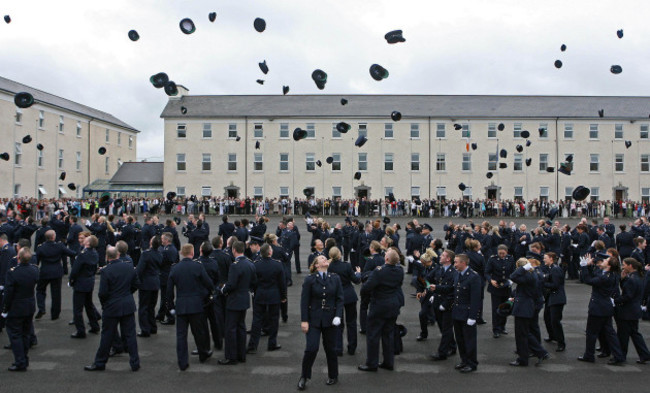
[0,76,139,133]
[160,94,650,120]
[109,162,163,185]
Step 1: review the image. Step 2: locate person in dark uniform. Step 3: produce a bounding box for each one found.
[118,216,137,260]
[247,243,287,354]
[616,225,635,259]
[187,220,209,258]
[209,236,232,349]
[87,215,108,268]
[297,255,344,390]
[2,248,39,371]
[358,248,404,372]
[326,246,361,356]
[33,217,51,250]
[66,216,84,274]
[630,237,646,265]
[197,241,222,350]
[35,230,76,320]
[308,239,325,269]
[428,250,458,361]
[280,222,299,282]
[542,252,566,352]
[84,246,140,371]
[167,244,214,370]
[450,254,481,373]
[509,258,550,366]
[342,218,354,263]
[577,252,626,365]
[413,248,437,341]
[162,218,181,250]
[465,239,486,324]
[615,258,650,363]
[69,235,100,338]
[158,232,179,325]
[359,241,385,335]
[218,216,236,246]
[485,245,515,338]
[267,234,291,322]
[140,215,156,251]
[136,236,162,337]
[0,234,17,333]
[219,241,256,365]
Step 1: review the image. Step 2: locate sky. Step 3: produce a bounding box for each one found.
[2,0,650,161]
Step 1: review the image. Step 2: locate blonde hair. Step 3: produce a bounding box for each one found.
[420,248,438,263]
[310,255,326,273]
[264,233,278,244]
[329,246,341,261]
[516,258,529,268]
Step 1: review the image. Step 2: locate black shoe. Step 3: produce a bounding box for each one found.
[8,365,27,372]
[347,349,355,356]
[191,349,199,356]
[447,349,457,356]
[359,330,366,335]
[160,319,175,326]
[459,366,476,373]
[218,359,238,365]
[282,317,288,323]
[51,316,59,321]
[357,365,377,372]
[268,345,282,351]
[131,364,140,372]
[3,344,11,350]
[544,337,554,343]
[35,311,45,319]
[454,363,467,370]
[109,349,122,357]
[577,356,595,363]
[84,364,105,371]
[477,319,486,325]
[493,332,501,338]
[326,378,337,385]
[556,344,566,352]
[88,328,100,334]
[247,348,257,355]
[416,335,427,341]
[246,330,252,334]
[297,377,307,390]
[510,360,527,367]
[636,359,648,364]
[595,346,601,351]
[68,320,75,325]
[70,332,86,339]
[429,354,447,361]
[536,353,550,366]
[597,352,611,358]
[607,359,624,366]
[199,350,213,363]
[261,331,269,337]
[179,364,189,371]
[500,330,509,335]
[150,330,157,335]
[137,332,150,338]
[378,363,394,370]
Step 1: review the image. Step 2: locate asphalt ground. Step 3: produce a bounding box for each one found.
[1,214,649,393]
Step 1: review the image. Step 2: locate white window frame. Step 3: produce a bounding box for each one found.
[590,154,599,172]
[331,153,341,171]
[589,124,599,140]
[76,152,82,171]
[564,123,573,139]
[104,156,110,174]
[254,123,263,138]
[488,153,498,171]
[279,123,289,139]
[411,186,421,197]
[641,124,649,139]
[384,153,394,171]
[514,187,524,200]
[279,153,289,172]
[202,123,212,139]
[305,153,315,171]
[358,153,368,171]
[176,186,186,197]
[14,142,22,166]
[540,186,550,198]
[436,123,446,138]
[539,154,549,171]
[514,154,523,172]
[513,123,522,138]
[202,153,212,171]
[332,186,342,198]
[641,154,650,172]
[615,124,624,140]
[462,153,471,171]
[410,123,420,139]
[59,115,64,133]
[461,123,470,138]
[176,153,186,171]
[332,123,342,139]
[384,123,393,139]
[436,153,446,171]
[253,186,263,198]
[590,187,600,201]
[411,153,420,171]
[385,187,394,197]
[306,123,316,139]
[615,154,624,172]
[487,123,496,139]
[105,128,110,143]
[358,123,367,139]
[279,186,289,197]
[227,153,237,171]
[15,108,22,124]
[254,152,263,171]
[436,186,447,197]
[176,123,187,138]
[38,110,45,129]
[539,123,548,139]
[201,186,212,197]
[58,149,64,169]
[228,123,238,139]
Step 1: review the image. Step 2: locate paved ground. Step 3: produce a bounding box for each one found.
[1,214,648,392]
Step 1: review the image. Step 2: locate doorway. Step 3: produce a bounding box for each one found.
[357,189,368,199]
[615,189,624,201]
[487,189,497,200]
[225,187,239,198]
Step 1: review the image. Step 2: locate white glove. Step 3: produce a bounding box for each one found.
[506,280,513,287]
[429,296,435,304]
[610,298,615,307]
[85,220,91,226]
[467,319,476,326]
[439,305,445,311]
[520,241,526,245]
[571,244,578,248]
[332,317,341,326]
[642,306,647,312]
[0,313,7,318]
[170,309,176,315]
[0,285,4,291]
[406,256,414,264]
[523,263,533,271]
[579,257,589,267]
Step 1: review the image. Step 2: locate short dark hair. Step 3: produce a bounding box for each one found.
[201,241,213,256]
[260,243,272,258]
[232,241,245,254]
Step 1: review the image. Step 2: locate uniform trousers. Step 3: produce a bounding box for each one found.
[615,318,650,361]
[453,319,478,369]
[224,309,247,361]
[157,282,174,322]
[6,315,33,368]
[176,312,210,369]
[543,304,565,345]
[248,303,280,350]
[514,316,547,365]
[137,290,158,334]
[335,302,357,355]
[583,315,625,362]
[94,313,139,369]
[433,307,456,356]
[530,307,542,343]
[73,291,100,334]
[292,246,301,274]
[205,300,223,348]
[301,325,338,379]
[359,296,369,332]
[490,293,510,333]
[418,295,435,337]
[36,277,62,318]
[365,315,397,368]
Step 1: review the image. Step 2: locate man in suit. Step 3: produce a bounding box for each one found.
[450,254,482,373]
[35,230,76,320]
[69,235,100,338]
[158,233,179,325]
[428,250,458,361]
[84,246,140,371]
[136,236,162,337]
[219,241,256,365]
[2,247,39,371]
[167,244,214,370]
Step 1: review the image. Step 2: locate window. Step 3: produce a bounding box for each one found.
[540,186,550,199]
[117,132,121,145]
[332,123,341,138]
[128,136,133,148]
[76,152,81,170]
[411,186,421,197]
[202,153,212,171]
[436,153,446,171]
[228,123,237,138]
[358,153,367,171]
[59,116,64,132]
[411,153,420,171]
[642,188,650,203]
[539,154,549,171]
[15,109,22,124]
[462,153,471,171]
[358,123,367,139]
[176,153,186,171]
[305,153,315,171]
[385,187,394,197]
[280,123,289,139]
[538,123,548,138]
[384,153,394,171]
[306,123,315,138]
[13,184,20,198]
[105,129,110,143]
[253,187,263,199]
[514,154,523,171]
[487,123,496,138]
[331,153,341,171]
[76,121,82,137]
[565,187,574,201]
[202,186,212,197]
[488,153,497,171]
[461,124,470,138]
[642,154,650,172]
[564,153,574,161]
[176,123,186,138]
[279,186,289,197]
[105,156,109,174]
[436,123,446,138]
[254,153,263,171]
[590,154,599,172]
[615,154,624,172]
[39,110,44,128]
[513,123,522,138]
[384,123,393,138]
[641,124,649,139]
[37,150,44,167]
[332,186,342,198]
[564,123,573,139]
[410,123,420,138]
[228,153,237,171]
[436,186,447,197]
[176,186,186,197]
[589,124,599,139]
[514,187,524,200]
[58,149,64,169]
[254,123,263,138]
[14,143,22,165]
[591,187,600,201]
[615,124,624,139]
[202,123,212,138]
[280,153,289,171]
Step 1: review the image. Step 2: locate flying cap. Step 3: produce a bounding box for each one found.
[4,15,10,23]
[520,130,530,139]
[598,109,604,118]
[0,153,9,161]
[150,72,169,89]
[499,162,508,169]
[384,217,393,225]
[610,65,623,74]
[499,149,507,158]
[538,127,546,137]
[236,136,241,142]
[67,183,76,191]
[209,12,217,22]
[59,172,66,181]
[326,156,334,164]
[167,191,177,200]
[554,60,563,69]
[255,141,260,150]
[36,143,44,151]
[256,79,264,85]
[293,128,307,141]
[311,69,327,90]
[259,60,269,74]
[14,92,34,109]
[384,30,406,44]
[355,135,367,147]
[560,44,566,52]
[164,81,178,96]
[516,145,523,153]
[98,147,106,155]
[471,143,477,150]
[22,135,32,144]
[369,64,389,81]
[254,18,266,33]
[458,183,466,191]
[498,123,505,131]
[454,124,462,130]
[546,167,555,173]
[282,86,289,95]
[354,172,361,180]
[340,98,348,105]
[303,188,313,198]
[336,122,351,134]
[486,171,493,179]
[180,106,187,114]
[558,162,572,175]
[391,111,402,121]
[625,140,632,149]
[565,154,573,163]
[526,140,531,147]
[617,29,624,39]
[525,158,532,167]
[572,186,590,201]
[316,160,322,167]
[179,18,196,34]
[128,30,139,41]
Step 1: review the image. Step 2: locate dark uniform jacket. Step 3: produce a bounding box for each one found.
[167,258,213,315]
[360,264,404,319]
[510,267,538,319]
[209,248,232,286]
[136,248,162,291]
[88,222,107,250]
[451,267,482,321]
[0,243,17,288]
[2,263,39,318]
[485,254,515,296]
[543,264,566,306]
[98,259,139,318]
[222,255,256,311]
[66,223,84,252]
[119,224,137,252]
[630,248,646,266]
[615,231,635,259]
[252,257,286,304]
[581,265,619,318]
[198,255,220,291]
[427,264,457,311]
[160,244,179,286]
[36,241,76,280]
[615,271,644,321]
[218,222,235,241]
[300,272,344,327]
[327,259,360,304]
[69,248,98,292]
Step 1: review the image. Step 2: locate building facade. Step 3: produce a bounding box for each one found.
[161,92,650,202]
[0,76,139,199]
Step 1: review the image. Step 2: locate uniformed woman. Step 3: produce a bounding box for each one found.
[298,255,344,390]
[615,258,650,363]
[326,247,361,356]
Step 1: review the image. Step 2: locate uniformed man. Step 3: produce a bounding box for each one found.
[247,243,286,354]
[65,216,84,274]
[307,239,326,269]
[413,249,437,341]
[2,248,39,371]
[450,254,481,373]
[140,215,156,251]
[209,236,232,349]
[428,250,458,361]
[280,221,299,282]
[219,241,256,365]
[135,236,162,337]
[35,230,76,320]
[69,235,100,338]
[167,244,214,370]
[358,248,404,371]
[359,241,385,335]
[542,252,566,352]
[326,246,361,356]
[0,234,17,332]
[87,215,108,268]
[158,232,179,325]
[84,246,140,371]
[218,216,236,246]
[485,245,515,338]
[197,241,221,350]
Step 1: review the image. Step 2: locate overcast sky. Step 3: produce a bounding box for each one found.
[2,0,649,161]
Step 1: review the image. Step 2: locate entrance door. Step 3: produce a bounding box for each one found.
[487,188,497,200]
[227,189,238,198]
[615,190,624,201]
[357,189,368,199]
